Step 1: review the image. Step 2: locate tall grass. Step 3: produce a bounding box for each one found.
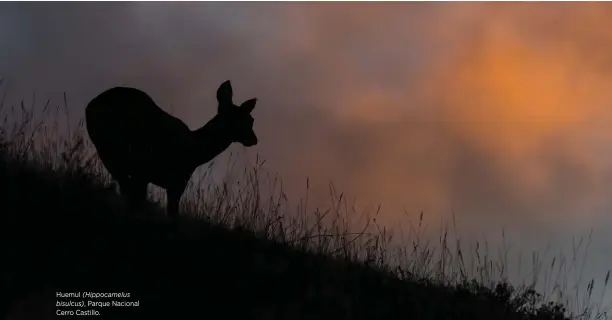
[1,85,610,320]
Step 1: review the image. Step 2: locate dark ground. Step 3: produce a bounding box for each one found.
[0,144,571,320]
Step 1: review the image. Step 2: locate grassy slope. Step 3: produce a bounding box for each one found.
[0,139,578,319]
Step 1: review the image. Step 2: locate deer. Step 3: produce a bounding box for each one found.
[85,80,258,218]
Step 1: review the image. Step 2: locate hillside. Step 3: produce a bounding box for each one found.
[0,134,581,320]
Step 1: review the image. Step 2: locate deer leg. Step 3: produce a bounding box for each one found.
[128,179,148,211]
[116,176,132,203]
[166,183,187,219]
[117,177,147,212]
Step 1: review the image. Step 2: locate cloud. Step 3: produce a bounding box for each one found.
[3,2,612,235]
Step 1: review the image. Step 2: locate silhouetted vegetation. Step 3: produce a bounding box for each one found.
[1,90,609,320]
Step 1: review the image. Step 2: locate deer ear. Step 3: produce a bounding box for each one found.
[217,80,233,105]
[241,98,257,113]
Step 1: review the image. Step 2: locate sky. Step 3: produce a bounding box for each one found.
[1,2,611,313]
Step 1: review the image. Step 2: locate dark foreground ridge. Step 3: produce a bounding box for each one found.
[0,146,570,320]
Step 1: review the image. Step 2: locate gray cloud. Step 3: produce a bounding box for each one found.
[2,3,612,299]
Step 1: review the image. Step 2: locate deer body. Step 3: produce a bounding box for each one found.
[85,81,258,218]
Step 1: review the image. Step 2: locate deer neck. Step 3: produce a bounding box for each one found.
[191,116,233,166]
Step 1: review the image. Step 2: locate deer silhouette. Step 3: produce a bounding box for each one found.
[85,80,258,218]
